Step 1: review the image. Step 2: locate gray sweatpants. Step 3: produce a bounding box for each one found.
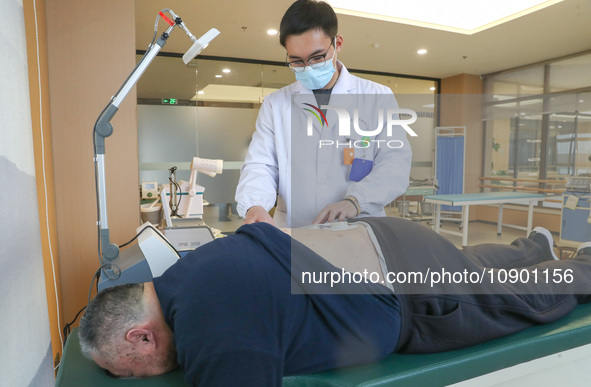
[357,217,591,354]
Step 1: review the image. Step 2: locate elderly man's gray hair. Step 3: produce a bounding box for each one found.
[78,283,146,358]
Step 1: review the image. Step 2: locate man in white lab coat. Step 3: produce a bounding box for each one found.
[235,0,412,227]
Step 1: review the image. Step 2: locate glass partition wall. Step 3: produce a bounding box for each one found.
[136,53,438,229]
[483,52,591,190]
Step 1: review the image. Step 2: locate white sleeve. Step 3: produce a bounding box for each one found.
[235,97,279,217]
[346,93,412,215]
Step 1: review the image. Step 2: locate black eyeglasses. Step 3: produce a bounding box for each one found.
[286,40,335,72]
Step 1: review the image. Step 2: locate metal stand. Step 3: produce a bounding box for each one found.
[94,9,210,267]
[94,24,174,264]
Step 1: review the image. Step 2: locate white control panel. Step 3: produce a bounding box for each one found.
[141,181,159,199]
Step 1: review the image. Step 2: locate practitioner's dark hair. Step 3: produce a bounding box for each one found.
[78,283,146,359]
[279,0,338,47]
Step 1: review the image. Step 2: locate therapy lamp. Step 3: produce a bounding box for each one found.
[161,157,224,228]
[184,157,223,218]
[93,10,219,265]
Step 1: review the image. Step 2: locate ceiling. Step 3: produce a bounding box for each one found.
[135,0,591,80]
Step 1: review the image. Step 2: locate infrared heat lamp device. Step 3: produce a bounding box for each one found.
[94,9,219,264]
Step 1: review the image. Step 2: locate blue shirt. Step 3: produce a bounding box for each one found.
[154,222,401,386]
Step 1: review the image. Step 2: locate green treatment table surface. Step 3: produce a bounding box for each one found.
[56,304,591,386]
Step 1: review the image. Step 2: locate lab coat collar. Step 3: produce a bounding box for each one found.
[331,61,356,94]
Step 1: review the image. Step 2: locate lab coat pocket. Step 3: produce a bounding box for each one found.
[349,158,374,182]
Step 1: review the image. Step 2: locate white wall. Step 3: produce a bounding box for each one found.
[0,1,53,385]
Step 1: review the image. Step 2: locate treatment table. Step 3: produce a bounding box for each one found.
[56,304,591,386]
[424,192,545,246]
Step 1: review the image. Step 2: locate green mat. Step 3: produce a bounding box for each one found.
[56,304,591,386]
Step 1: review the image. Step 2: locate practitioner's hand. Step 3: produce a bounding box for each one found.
[244,206,275,225]
[313,200,358,224]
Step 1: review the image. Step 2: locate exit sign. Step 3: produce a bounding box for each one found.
[162,98,178,105]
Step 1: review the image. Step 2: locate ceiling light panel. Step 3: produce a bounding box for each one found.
[326,0,563,34]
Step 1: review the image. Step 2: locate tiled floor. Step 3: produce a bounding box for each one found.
[202,204,244,234]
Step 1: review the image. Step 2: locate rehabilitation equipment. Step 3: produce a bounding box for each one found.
[93,9,219,289]
[424,192,545,246]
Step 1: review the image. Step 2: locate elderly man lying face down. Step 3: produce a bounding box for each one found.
[79,217,591,386]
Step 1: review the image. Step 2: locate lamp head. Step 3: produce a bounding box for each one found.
[191,157,223,177]
[183,28,220,64]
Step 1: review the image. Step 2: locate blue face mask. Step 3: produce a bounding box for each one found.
[295,54,337,90]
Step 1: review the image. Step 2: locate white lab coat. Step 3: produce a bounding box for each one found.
[235,62,412,227]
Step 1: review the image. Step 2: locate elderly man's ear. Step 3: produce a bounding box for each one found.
[126,328,157,350]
